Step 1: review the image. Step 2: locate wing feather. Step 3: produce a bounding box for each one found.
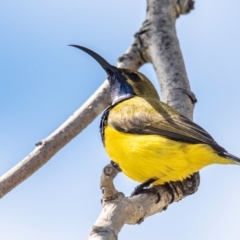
[108,98,226,153]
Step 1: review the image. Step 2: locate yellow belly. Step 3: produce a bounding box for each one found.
[104,125,232,185]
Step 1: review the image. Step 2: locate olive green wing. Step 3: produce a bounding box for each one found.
[108,101,226,153]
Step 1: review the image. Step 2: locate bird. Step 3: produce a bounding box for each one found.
[69,45,240,199]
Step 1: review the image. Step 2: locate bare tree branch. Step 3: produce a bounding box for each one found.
[89,165,199,240]
[88,0,199,239]
[0,81,109,198]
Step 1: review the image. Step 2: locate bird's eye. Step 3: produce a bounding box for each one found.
[129,73,141,82]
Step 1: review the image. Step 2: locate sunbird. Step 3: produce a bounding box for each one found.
[70,45,240,197]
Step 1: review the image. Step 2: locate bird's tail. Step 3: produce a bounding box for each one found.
[223,152,240,165]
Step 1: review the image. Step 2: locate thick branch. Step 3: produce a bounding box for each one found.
[89,165,199,240]
[138,0,197,118]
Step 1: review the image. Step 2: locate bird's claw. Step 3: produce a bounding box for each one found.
[110,160,122,172]
[130,178,160,203]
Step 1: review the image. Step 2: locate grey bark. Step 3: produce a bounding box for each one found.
[0,82,110,198]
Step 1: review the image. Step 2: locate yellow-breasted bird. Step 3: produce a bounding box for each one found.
[70,45,240,197]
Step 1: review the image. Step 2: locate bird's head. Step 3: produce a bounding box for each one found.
[70,45,159,105]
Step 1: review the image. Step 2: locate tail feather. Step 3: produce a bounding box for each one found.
[223,152,240,164]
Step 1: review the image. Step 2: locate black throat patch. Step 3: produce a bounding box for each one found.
[99,106,113,146]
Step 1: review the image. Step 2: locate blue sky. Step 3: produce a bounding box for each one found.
[1,0,240,239]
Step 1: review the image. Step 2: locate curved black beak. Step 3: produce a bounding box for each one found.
[69,45,118,76]
[69,44,135,104]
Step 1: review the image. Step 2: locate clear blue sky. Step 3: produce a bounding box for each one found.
[1,0,240,239]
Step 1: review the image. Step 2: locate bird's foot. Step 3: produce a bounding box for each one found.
[164,182,175,204]
[110,160,122,172]
[130,178,160,203]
